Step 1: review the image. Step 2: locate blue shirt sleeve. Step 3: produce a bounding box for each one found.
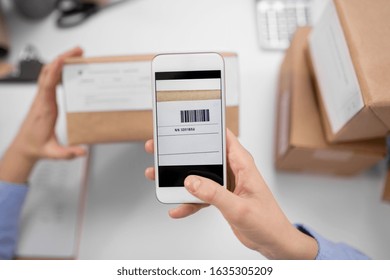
[0,181,28,260]
[295,224,370,260]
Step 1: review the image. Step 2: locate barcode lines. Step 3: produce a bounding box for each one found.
[180,109,210,123]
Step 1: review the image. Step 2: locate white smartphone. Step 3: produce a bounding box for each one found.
[152,52,227,204]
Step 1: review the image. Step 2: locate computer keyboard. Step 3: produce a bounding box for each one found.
[256,0,312,50]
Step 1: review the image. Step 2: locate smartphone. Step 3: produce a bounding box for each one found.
[152,53,227,204]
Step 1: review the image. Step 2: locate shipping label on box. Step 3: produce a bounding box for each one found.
[309,0,363,134]
[63,61,152,113]
[309,0,390,142]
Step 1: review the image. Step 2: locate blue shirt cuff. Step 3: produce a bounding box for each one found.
[295,224,370,260]
[0,181,28,260]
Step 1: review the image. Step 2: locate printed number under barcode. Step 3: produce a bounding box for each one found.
[180,109,210,123]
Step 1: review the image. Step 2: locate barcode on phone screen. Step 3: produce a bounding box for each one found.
[180,109,210,123]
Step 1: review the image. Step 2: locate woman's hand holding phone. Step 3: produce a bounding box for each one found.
[145,129,318,259]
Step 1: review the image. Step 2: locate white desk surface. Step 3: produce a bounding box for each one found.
[1,0,390,259]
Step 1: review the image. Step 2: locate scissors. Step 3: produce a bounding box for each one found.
[56,0,126,28]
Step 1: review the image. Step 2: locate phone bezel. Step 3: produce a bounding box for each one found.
[151,52,227,204]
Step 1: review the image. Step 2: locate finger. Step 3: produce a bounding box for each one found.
[145,167,155,181]
[64,146,88,157]
[45,145,87,160]
[43,137,87,159]
[184,175,242,218]
[58,46,83,60]
[225,129,257,176]
[168,203,209,219]
[40,47,84,98]
[226,130,266,193]
[42,47,83,88]
[37,64,49,87]
[226,129,250,161]
[144,139,154,154]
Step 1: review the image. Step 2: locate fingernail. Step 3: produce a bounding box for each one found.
[168,208,176,217]
[184,176,200,193]
[145,167,153,174]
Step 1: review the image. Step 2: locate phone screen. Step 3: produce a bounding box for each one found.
[155,70,224,187]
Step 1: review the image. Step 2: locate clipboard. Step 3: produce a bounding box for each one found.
[16,155,90,260]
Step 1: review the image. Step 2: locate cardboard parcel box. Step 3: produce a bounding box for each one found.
[309,0,390,143]
[275,27,386,176]
[62,53,239,145]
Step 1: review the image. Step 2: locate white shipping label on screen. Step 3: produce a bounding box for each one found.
[309,0,364,133]
[156,76,223,167]
[63,61,152,112]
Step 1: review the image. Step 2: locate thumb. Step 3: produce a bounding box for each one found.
[43,138,87,159]
[184,175,240,217]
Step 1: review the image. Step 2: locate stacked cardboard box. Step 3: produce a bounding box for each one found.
[308,0,390,143]
[277,0,390,201]
[275,27,386,176]
[308,0,390,201]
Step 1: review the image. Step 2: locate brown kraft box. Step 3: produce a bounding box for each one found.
[63,53,240,145]
[275,27,386,176]
[308,0,390,143]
